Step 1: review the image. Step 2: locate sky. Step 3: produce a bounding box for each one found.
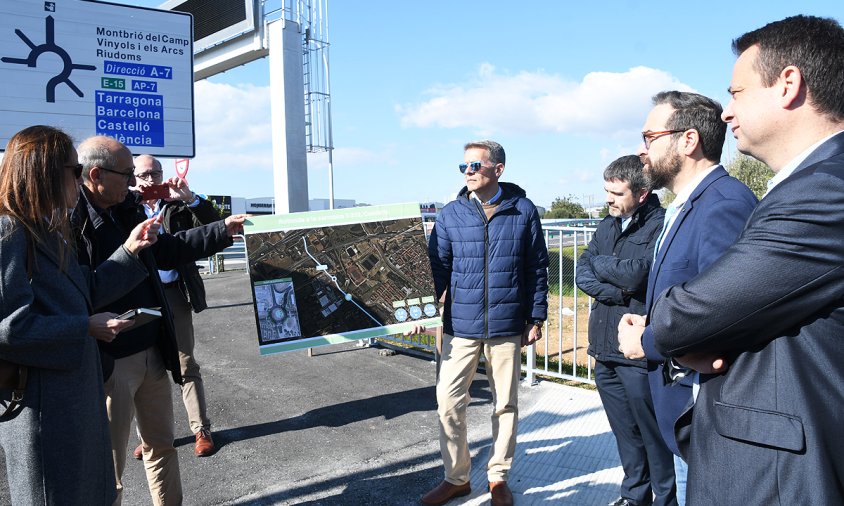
[118,0,841,209]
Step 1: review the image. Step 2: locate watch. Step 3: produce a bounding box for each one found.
[532,320,544,328]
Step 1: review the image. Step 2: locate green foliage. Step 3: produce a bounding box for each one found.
[598,204,610,218]
[660,189,676,207]
[546,245,587,296]
[545,195,589,219]
[727,153,774,198]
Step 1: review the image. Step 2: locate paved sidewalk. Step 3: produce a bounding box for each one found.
[463,382,622,505]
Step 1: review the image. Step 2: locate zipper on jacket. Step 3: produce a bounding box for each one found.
[472,199,491,338]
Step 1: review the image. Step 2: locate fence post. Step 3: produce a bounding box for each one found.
[525,343,537,385]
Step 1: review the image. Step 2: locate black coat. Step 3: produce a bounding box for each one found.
[72,189,233,383]
[156,196,222,313]
[576,193,665,367]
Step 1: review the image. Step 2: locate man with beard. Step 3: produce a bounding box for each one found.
[616,91,756,504]
[576,155,675,506]
[647,16,844,503]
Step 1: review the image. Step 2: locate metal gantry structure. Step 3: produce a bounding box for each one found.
[266,0,335,206]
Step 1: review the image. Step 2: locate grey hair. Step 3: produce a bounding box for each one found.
[78,136,120,182]
[464,140,506,166]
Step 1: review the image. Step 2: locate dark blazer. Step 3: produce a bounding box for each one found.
[650,132,844,505]
[640,166,757,455]
[577,193,665,366]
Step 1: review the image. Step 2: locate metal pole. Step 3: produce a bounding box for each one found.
[323,0,335,210]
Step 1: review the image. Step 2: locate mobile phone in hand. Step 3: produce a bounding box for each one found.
[139,184,171,200]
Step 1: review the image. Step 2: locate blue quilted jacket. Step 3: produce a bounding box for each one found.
[428,182,549,338]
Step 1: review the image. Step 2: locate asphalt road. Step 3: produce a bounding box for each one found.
[0,270,544,505]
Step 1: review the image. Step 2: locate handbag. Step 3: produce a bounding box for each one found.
[0,228,34,421]
[0,362,28,420]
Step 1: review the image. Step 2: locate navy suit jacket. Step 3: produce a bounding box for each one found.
[640,166,757,455]
[650,132,844,504]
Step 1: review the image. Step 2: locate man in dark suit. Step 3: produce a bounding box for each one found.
[617,91,757,504]
[646,15,844,504]
[576,155,675,506]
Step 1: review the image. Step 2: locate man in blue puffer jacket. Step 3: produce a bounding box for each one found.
[420,140,549,506]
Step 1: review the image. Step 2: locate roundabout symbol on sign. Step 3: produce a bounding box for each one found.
[1,15,97,103]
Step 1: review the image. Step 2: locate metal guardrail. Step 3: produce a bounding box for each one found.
[200,234,247,274]
[379,225,598,386]
[524,226,596,385]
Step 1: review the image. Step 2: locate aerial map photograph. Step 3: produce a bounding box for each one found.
[244,204,438,352]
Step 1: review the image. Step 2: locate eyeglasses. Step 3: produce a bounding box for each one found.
[641,129,689,149]
[64,163,83,179]
[98,166,135,182]
[134,170,163,181]
[459,161,495,174]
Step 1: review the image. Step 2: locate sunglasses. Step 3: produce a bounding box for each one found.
[64,163,83,179]
[458,161,494,174]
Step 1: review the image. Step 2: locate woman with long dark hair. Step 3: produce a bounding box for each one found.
[0,125,161,505]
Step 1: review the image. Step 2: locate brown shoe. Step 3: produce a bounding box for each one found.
[194,429,215,457]
[420,480,471,506]
[490,481,513,506]
[132,444,143,460]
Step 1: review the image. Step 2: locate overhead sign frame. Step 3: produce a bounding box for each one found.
[0,0,195,156]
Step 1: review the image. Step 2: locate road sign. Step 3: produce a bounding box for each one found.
[0,0,194,156]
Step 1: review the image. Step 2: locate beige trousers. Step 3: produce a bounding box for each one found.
[105,347,182,506]
[437,333,522,485]
[166,285,210,434]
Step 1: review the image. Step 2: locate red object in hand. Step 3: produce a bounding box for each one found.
[139,184,170,200]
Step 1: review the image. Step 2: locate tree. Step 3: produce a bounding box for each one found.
[544,195,588,219]
[727,153,774,199]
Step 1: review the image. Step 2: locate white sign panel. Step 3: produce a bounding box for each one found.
[0,0,194,156]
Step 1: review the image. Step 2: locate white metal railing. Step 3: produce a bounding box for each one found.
[524,226,596,385]
[380,225,598,386]
[200,234,247,274]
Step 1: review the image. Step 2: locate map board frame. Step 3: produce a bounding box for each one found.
[0,0,195,156]
[243,203,442,355]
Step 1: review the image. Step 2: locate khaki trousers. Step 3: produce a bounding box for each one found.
[437,333,522,484]
[166,285,210,434]
[105,347,182,506]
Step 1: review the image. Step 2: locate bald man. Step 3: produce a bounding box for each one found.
[131,154,221,459]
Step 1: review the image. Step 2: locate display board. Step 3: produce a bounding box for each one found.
[0,0,194,156]
[244,203,441,355]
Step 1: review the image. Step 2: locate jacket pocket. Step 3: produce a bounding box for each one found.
[713,401,805,452]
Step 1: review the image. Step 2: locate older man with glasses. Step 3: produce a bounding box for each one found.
[72,136,245,505]
[410,140,548,506]
[127,154,223,460]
